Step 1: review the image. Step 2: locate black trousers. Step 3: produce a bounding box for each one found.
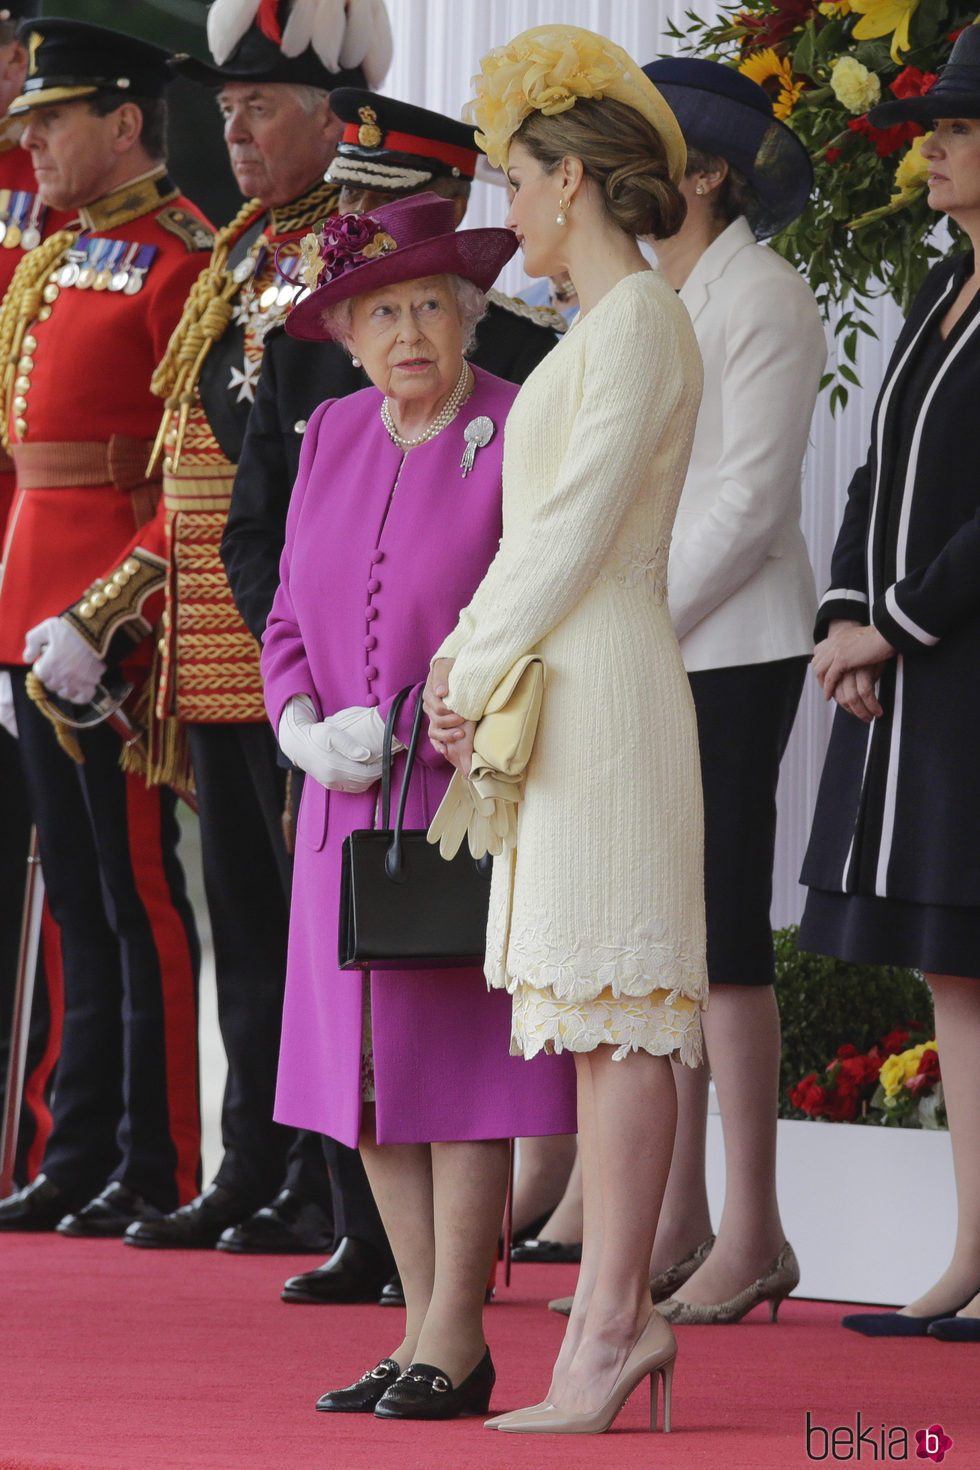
[0,725,59,1184]
[188,720,300,1207]
[10,668,201,1209]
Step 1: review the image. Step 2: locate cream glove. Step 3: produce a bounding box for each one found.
[277,696,385,793]
[23,617,107,705]
[0,670,17,738]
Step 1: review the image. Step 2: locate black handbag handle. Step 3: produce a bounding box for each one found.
[381,685,425,881]
[381,685,492,883]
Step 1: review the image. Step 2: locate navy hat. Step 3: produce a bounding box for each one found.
[9,17,174,115]
[642,57,813,239]
[173,0,391,93]
[329,89,479,193]
[870,24,980,128]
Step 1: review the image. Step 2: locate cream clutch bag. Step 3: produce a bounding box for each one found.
[427,654,544,860]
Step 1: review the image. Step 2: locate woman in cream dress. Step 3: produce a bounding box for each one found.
[425,26,708,1435]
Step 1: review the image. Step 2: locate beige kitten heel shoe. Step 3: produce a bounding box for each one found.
[488,1313,677,1435]
[656,1241,800,1325]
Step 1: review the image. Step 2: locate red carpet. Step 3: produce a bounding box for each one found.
[0,1237,977,1470]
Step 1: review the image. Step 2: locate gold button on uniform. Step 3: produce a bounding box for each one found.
[14,376,31,394]
[17,356,33,372]
[12,396,26,414]
[41,282,59,304]
[78,601,93,619]
[22,335,37,352]
[123,559,140,576]
[13,417,26,436]
[37,306,51,321]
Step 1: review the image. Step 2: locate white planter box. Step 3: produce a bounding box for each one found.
[705,1113,955,1306]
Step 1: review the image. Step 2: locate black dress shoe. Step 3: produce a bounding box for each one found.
[374,1349,495,1420]
[122,1183,248,1249]
[281,1236,392,1304]
[316,1359,401,1412]
[56,1182,162,1238]
[927,1315,980,1342]
[842,1305,972,1337]
[378,1272,405,1307]
[216,1189,333,1254]
[511,1237,582,1264]
[0,1174,79,1232]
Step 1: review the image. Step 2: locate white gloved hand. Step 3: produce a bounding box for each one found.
[23,617,107,705]
[0,669,17,738]
[323,704,389,762]
[277,695,384,793]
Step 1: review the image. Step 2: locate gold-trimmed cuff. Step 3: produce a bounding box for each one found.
[63,547,167,657]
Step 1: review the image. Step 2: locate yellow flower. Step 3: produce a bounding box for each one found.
[850,0,920,64]
[892,132,932,199]
[879,1040,931,1097]
[465,31,623,169]
[830,55,882,113]
[820,1,852,13]
[738,47,804,120]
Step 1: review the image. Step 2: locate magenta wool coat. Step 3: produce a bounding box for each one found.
[261,366,576,1147]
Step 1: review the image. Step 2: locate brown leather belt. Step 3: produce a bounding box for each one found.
[11,436,160,492]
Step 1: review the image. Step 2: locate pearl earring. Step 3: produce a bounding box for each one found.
[556,196,567,226]
[352,356,362,367]
[695,183,706,196]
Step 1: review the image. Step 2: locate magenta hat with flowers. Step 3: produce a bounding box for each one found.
[285,193,517,342]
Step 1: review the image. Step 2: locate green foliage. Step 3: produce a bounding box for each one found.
[665,2,978,408]
[773,926,933,1118]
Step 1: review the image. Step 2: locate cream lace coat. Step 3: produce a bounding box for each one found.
[437,271,708,1061]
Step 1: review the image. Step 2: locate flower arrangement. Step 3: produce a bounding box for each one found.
[665,4,979,408]
[298,213,397,292]
[789,1020,946,1127]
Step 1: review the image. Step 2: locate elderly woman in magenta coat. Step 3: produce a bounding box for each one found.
[261,194,576,1421]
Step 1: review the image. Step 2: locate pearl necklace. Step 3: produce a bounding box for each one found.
[380,360,471,448]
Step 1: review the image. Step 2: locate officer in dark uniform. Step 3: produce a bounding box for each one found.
[221,91,564,1305]
[0,18,213,1233]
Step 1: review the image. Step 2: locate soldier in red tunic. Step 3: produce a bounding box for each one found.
[18,1,395,1262]
[0,18,214,1234]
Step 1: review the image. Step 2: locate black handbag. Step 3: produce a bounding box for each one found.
[338,686,493,970]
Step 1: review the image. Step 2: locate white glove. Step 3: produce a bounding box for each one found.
[23,617,107,705]
[0,669,16,738]
[277,695,384,793]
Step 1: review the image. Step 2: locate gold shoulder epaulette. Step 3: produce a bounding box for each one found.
[156,206,215,253]
[487,288,567,335]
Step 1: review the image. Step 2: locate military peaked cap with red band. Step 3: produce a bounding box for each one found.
[329,89,480,194]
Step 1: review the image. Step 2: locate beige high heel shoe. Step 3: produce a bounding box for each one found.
[656,1241,800,1325]
[490,1313,677,1435]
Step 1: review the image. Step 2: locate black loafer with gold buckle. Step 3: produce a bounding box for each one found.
[315,1358,401,1413]
[373,1349,495,1420]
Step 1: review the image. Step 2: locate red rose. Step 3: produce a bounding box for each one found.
[848,115,922,158]
[906,1047,941,1097]
[879,1026,911,1054]
[826,147,842,163]
[890,66,938,100]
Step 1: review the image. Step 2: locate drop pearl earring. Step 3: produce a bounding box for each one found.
[556,197,567,226]
[352,356,362,367]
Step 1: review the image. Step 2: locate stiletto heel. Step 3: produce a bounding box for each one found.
[657,1358,673,1433]
[494,1314,677,1435]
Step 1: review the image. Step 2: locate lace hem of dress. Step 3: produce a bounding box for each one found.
[509,982,703,1065]
[486,909,707,1010]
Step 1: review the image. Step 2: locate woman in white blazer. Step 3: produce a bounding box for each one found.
[643,58,827,1324]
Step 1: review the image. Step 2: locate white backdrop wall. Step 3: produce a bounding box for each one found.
[384,0,910,928]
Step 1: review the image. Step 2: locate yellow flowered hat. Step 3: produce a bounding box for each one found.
[464,24,687,185]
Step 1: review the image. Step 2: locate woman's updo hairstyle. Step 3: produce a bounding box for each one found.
[514,95,686,241]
